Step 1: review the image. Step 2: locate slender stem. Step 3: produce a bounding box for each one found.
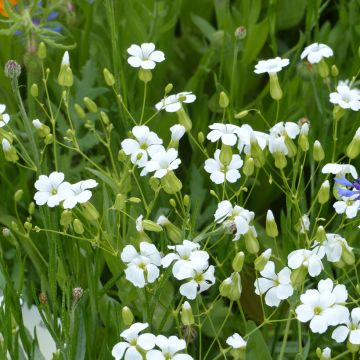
[278,308,292,360]
[140,81,147,124]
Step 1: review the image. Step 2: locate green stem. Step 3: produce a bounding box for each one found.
[278,308,292,360]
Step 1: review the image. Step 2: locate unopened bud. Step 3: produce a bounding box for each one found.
[114,194,126,211]
[2,228,11,237]
[198,132,205,144]
[266,210,278,237]
[346,128,360,159]
[60,210,73,227]
[14,189,23,202]
[169,199,176,208]
[138,68,152,83]
[244,227,259,254]
[128,197,141,203]
[219,91,229,108]
[331,65,339,77]
[73,219,84,234]
[30,83,38,97]
[316,347,331,360]
[219,272,242,300]
[103,68,115,86]
[234,110,249,119]
[232,251,245,272]
[317,59,329,78]
[28,202,35,215]
[318,180,330,204]
[180,301,194,325]
[243,157,255,176]
[74,104,86,119]
[165,83,173,94]
[142,220,163,232]
[313,140,325,161]
[183,195,190,207]
[273,151,287,169]
[269,73,283,100]
[37,42,47,59]
[161,171,182,194]
[24,221,32,231]
[219,144,233,166]
[122,306,134,326]
[83,97,98,113]
[100,111,110,125]
[315,226,326,243]
[254,249,272,271]
[4,60,21,79]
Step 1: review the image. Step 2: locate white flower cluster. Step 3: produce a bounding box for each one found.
[33,171,98,209]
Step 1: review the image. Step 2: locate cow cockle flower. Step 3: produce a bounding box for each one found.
[254,261,293,307]
[144,148,181,178]
[121,125,163,167]
[206,123,240,146]
[329,84,360,111]
[0,104,10,127]
[155,92,196,113]
[112,322,156,360]
[121,242,162,288]
[34,172,72,208]
[287,248,325,277]
[300,43,333,64]
[127,43,165,69]
[332,308,360,345]
[204,149,243,184]
[146,335,193,360]
[62,179,98,209]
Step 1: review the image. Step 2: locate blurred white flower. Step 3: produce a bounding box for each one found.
[226,333,246,349]
[298,214,310,234]
[254,261,293,307]
[321,163,358,179]
[332,308,360,344]
[254,57,289,74]
[61,51,70,66]
[300,43,333,64]
[170,124,186,141]
[112,322,156,360]
[121,125,163,167]
[144,148,181,178]
[204,149,243,184]
[287,248,325,277]
[155,92,196,112]
[270,122,300,139]
[127,43,165,69]
[2,138,11,152]
[32,119,43,129]
[121,242,162,288]
[320,348,331,360]
[236,124,268,154]
[314,233,352,263]
[268,136,288,155]
[207,123,240,146]
[333,195,360,219]
[63,179,98,209]
[0,104,10,127]
[136,215,144,232]
[34,172,72,208]
[329,85,360,111]
[146,335,193,360]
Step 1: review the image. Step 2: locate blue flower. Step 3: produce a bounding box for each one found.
[334,175,360,200]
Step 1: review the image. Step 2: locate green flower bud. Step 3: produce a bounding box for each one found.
[315,226,326,243]
[290,266,307,287]
[313,140,325,162]
[266,210,278,238]
[219,144,233,166]
[318,180,330,204]
[243,157,255,176]
[4,60,21,79]
[183,195,190,207]
[118,149,127,162]
[232,251,245,272]
[24,222,32,231]
[331,64,339,77]
[37,42,47,59]
[14,189,23,202]
[298,133,309,152]
[165,83,173,94]
[250,137,266,168]
[142,219,163,232]
[122,306,134,326]
[30,83,38,97]
[234,110,249,119]
[176,107,192,132]
[342,246,355,266]
[273,151,287,169]
[60,210,73,227]
[138,68,152,82]
[198,132,205,144]
[317,59,329,78]
[103,68,115,86]
[58,63,73,87]
[269,73,283,100]
[83,97,98,113]
[100,111,110,125]
[81,202,99,221]
[28,202,35,215]
[244,227,259,254]
[73,219,84,234]
[157,216,182,244]
[44,134,53,144]
[169,199,176,208]
[161,171,182,194]
[180,301,194,325]
[128,197,141,203]
[114,194,126,211]
[254,249,272,272]
[2,139,19,162]
[74,104,86,119]
[346,128,360,159]
[219,272,242,301]
[219,91,229,108]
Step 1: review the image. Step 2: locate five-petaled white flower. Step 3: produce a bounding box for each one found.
[170,124,186,141]
[226,333,247,349]
[34,172,72,208]
[332,308,360,345]
[204,149,243,184]
[254,57,289,74]
[207,123,240,146]
[329,84,360,111]
[127,43,165,69]
[155,92,196,113]
[0,104,10,127]
[254,261,293,307]
[236,124,268,154]
[144,148,181,178]
[146,335,193,360]
[63,179,98,209]
[321,163,358,179]
[300,43,333,64]
[112,322,156,360]
[121,242,162,288]
[333,195,360,219]
[287,248,325,277]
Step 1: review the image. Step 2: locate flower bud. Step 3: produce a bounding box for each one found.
[142,219,163,232]
[219,91,229,108]
[118,149,127,162]
[298,124,309,152]
[81,202,99,221]
[37,42,47,59]
[219,144,233,166]
[180,301,194,325]
[24,222,32,231]
[254,249,272,271]
[83,97,98,113]
[176,107,192,132]
[58,53,73,87]
[250,136,266,168]
[14,189,23,202]
[44,134,53,144]
[273,151,287,169]
[74,104,86,119]
[138,68,152,82]
[234,26,247,40]
[346,128,360,159]
[331,65,338,77]
[234,110,249,119]
[30,83,38,97]
[318,180,330,204]
[219,272,242,300]
[266,210,278,238]
[2,139,19,162]
[157,216,182,244]
[2,228,11,237]
[122,306,134,326]
[103,68,115,86]
[244,227,259,254]
[33,119,51,138]
[4,60,21,79]
[341,246,355,266]
[290,266,307,287]
[161,171,182,194]
[315,226,326,243]
[73,219,84,234]
[269,73,283,100]
[128,197,141,203]
[100,111,110,125]
[60,210,73,227]
[114,193,126,211]
[197,131,205,144]
[28,202,35,215]
[232,251,245,272]
[316,347,331,360]
[317,59,329,78]
[165,83,173,94]
[242,157,254,176]
[313,140,325,162]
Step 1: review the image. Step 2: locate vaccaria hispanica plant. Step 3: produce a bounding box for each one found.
[0,1,360,359]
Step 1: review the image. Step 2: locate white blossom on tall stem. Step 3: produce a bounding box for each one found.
[144,148,181,178]
[254,57,289,74]
[236,124,268,154]
[333,195,360,219]
[0,104,10,127]
[321,163,358,179]
[63,179,98,209]
[287,248,325,277]
[300,43,333,64]
[329,84,360,111]
[332,308,360,345]
[127,43,165,69]
[112,322,156,360]
[226,333,247,350]
[155,92,196,113]
[207,123,240,146]
[146,335,193,360]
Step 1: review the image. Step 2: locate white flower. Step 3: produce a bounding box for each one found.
[155,92,196,113]
[170,124,186,141]
[136,215,144,232]
[156,215,169,226]
[121,242,162,288]
[298,214,310,234]
[127,43,165,69]
[207,123,240,146]
[314,233,352,263]
[321,163,358,179]
[332,308,360,344]
[320,348,331,360]
[34,172,72,208]
[161,240,209,279]
[226,333,246,349]
[333,195,360,219]
[329,85,360,111]
[270,122,300,139]
[121,126,163,167]
[32,119,43,129]
[144,148,181,178]
[236,124,268,154]
[300,43,333,64]
[61,51,70,66]
[254,261,293,307]
[0,104,10,127]
[287,248,325,277]
[254,57,289,74]
[62,179,98,209]
[2,138,11,152]
[146,335,193,360]
[214,200,234,223]
[268,136,288,155]
[204,149,243,184]
[177,263,215,300]
[112,322,156,360]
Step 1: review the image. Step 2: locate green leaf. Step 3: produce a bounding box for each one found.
[191,13,216,42]
[246,320,272,360]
